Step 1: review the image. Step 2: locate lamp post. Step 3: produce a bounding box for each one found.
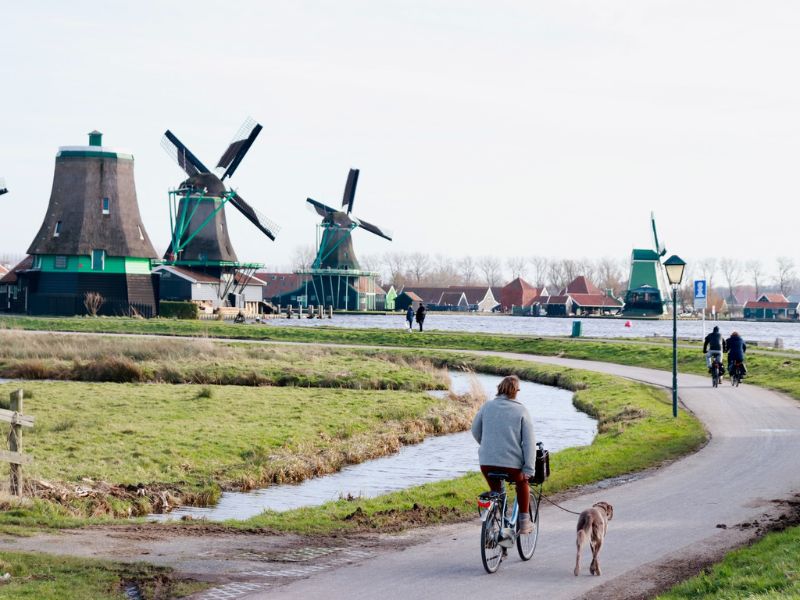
[664,255,687,418]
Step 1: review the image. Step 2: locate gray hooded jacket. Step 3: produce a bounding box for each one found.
[471,394,536,475]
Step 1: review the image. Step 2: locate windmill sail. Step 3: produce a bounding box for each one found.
[355,217,392,241]
[651,211,666,256]
[161,131,209,177]
[0,178,7,196]
[229,192,280,241]
[307,197,338,218]
[216,118,263,180]
[341,168,359,213]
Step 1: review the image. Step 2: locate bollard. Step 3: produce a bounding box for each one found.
[328,305,333,319]
[9,390,23,496]
[775,337,785,349]
[298,305,303,319]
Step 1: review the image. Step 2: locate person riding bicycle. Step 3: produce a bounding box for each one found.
[725,331,747,377]
[471,375,536,534]
[703,326,727,372]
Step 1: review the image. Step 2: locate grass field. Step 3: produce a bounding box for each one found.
[0,551,205,599]
[0,378,479,522]
[656,525,800,599]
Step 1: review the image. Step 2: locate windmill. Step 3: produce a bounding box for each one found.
[621,212,672,316]
[298,169,392,310]
[160,118,280,303]
[0,178,7,196]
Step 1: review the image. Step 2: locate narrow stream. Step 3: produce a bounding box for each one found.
[151,372,597,521]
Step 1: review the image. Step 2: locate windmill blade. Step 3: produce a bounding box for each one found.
[0,178,7,196]
[650,211,666,256]
[229,192,280,241]
[306,198,338,219]
[354,216,393,241]
[161,131,209,177]
[341,168,359,213]
[216,118,263,180]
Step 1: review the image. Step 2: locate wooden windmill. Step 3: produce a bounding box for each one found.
[621,212,671,316]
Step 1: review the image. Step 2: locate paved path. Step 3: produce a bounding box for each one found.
[241,352,800,599]
[2,341,800,599]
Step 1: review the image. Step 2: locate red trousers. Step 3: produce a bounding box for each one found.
[480,465,530,514]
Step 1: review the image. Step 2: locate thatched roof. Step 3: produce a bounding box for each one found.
[27,151,157,259]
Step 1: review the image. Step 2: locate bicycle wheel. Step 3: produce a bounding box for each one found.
[517,491,540,561]
[712,370,718,388]
[481,505,504,573]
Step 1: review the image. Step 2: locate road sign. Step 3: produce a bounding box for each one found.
[694,280,707,309]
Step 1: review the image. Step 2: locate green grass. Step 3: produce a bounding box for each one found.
[4,316,799,401]
[0,551,206,599]
[657,526,800,599]
[0,330,446,390]
[0,379,477,522]
[236,354,706,534]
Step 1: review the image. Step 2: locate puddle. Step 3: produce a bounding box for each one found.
[151,371,597,521]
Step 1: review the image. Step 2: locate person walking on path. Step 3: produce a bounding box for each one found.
[405,305,414,331]
[415,302,427,332]
[471,375,536,534]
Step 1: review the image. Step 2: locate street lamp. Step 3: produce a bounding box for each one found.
[664,255,686,418]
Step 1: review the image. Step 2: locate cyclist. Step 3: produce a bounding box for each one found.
[703,326,726,373]
[471,375,536,534]
[725,331,747,377]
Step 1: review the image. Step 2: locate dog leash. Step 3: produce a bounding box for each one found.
[539,491,582,515]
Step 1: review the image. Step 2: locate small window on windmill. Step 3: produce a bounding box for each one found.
[53,221,62,237]
[91,249,105,271]
[102,197,110,215]
[54,256,67,269]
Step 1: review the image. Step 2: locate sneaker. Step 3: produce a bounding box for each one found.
[518,513,533,535]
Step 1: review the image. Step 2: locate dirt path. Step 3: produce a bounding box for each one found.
[2,346,800,599]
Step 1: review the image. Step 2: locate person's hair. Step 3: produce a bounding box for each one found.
[497,375,520,397]
[731,331,739,336]
[713,326,719,332]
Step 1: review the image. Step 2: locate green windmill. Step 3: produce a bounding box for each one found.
[621,212,671,317]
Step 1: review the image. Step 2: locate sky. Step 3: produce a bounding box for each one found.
[1,1,799,273]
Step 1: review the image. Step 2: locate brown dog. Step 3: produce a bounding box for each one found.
[574,501,613,576]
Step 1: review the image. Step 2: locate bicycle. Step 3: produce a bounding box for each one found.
[710,357,724,388]
[730,361,745,387]
[477,443,546,574]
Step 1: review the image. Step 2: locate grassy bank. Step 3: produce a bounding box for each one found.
[3,316,799,401]
[237,354,706,534]
[0,551,205,599]
[0,330,446,391]
[656,525,800,599]
[0,378,479,523]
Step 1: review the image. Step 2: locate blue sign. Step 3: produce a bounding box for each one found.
[694,280,707,299]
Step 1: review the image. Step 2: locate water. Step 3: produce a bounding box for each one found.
[267,313,800,349]
[152,371,596,521]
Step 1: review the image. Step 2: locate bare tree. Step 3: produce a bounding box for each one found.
[560,259,579,287]
[506,256,527,281]
[719,257,742,306]
[597,256,625,296]
[477,255,502,286]
[547,260,567,292]
[83,292,105,317]
[458,256,477,286]
[409,252,431,284]
[698,257,718,291]
[431,254,460,286]
[745,259,764,297]
[528,256,549,290]
[290,244,316,271]
[383,252,407,288]
[776,256,796,296]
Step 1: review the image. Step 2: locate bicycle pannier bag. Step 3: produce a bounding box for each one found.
[532,447,550,484]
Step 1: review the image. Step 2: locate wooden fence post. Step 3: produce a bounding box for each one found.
[9,390,23,496]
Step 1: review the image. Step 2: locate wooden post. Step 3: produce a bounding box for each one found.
[328,305,333,319]
[9,390,22,496]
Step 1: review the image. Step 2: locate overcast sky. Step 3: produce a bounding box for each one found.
[1,1,799,272]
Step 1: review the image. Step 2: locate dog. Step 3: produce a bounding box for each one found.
[574,501,614,576]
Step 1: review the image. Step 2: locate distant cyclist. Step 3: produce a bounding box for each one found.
[725,331,747,377]
[702,326,726,372]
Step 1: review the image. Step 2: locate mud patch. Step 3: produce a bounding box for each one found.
[343,503,461,533]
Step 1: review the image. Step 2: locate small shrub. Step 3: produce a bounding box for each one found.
[159,301,199,320]
[72,356,145,383]
[197,387,214,399]
[83,291,105,316]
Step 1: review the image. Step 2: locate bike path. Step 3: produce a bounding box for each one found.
[243,353,800,600]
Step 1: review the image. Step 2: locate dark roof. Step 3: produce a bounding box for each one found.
[154,265,221,284]
[451,286,491,304]
[0,256,34,284]
[536,294,571,305]
[570,294,623,308]
[744,300,798,310]
[759,293,789,303]
[255,272,310,297]
[398,291,423,302]
[27,150,158,259]
[439,291,467,306]
[566,276,603,296]
[402,287,450,304]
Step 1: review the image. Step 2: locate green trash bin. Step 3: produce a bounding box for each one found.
[571,320,582,338]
